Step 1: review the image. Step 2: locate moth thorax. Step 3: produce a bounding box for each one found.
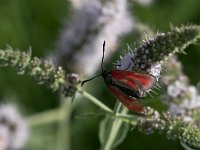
[102,72,112,85]
[138,91,147,98]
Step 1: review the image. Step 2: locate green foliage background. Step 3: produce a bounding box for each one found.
[0,0,200,149]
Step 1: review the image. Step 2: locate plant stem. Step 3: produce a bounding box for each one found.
[115,114,138,126]
[56,96,72,150]
[101,102,129,150]
[26,109,60,127]
[78,89,113,114]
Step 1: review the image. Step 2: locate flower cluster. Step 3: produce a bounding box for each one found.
[137,107,200,149]
[116,25,200,79]
[160,56,200,131]
[0,47,80,97]
[61,73,80,97]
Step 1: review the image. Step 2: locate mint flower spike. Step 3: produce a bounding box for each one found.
[116,25,200,78]
[138,108,200,149]
[0,46,80,95]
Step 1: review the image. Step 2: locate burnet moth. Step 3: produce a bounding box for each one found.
[81,41,157,114]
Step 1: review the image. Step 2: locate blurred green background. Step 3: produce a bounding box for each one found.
[0,0,200,149]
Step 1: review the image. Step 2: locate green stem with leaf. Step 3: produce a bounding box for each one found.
[56,96,72,150]
[101,102,129,150]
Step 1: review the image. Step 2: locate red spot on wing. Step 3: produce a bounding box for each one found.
[108,85,146,114]
[111,70,156,91]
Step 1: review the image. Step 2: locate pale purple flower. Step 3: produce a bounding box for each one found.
[116,52,135,71]
[168,85,200,116]
[167,81,187,98]
[182,116,193,123]
[161,56,200,118]
[169,103,186,115]
[0,104,29,150]
[0,127,9,150]
[55,0,134,75]
[149,63,162,78]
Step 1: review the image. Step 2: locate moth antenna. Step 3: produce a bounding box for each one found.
[81,41,106,86]
[81,74,102,86]
[101,41,106,72]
